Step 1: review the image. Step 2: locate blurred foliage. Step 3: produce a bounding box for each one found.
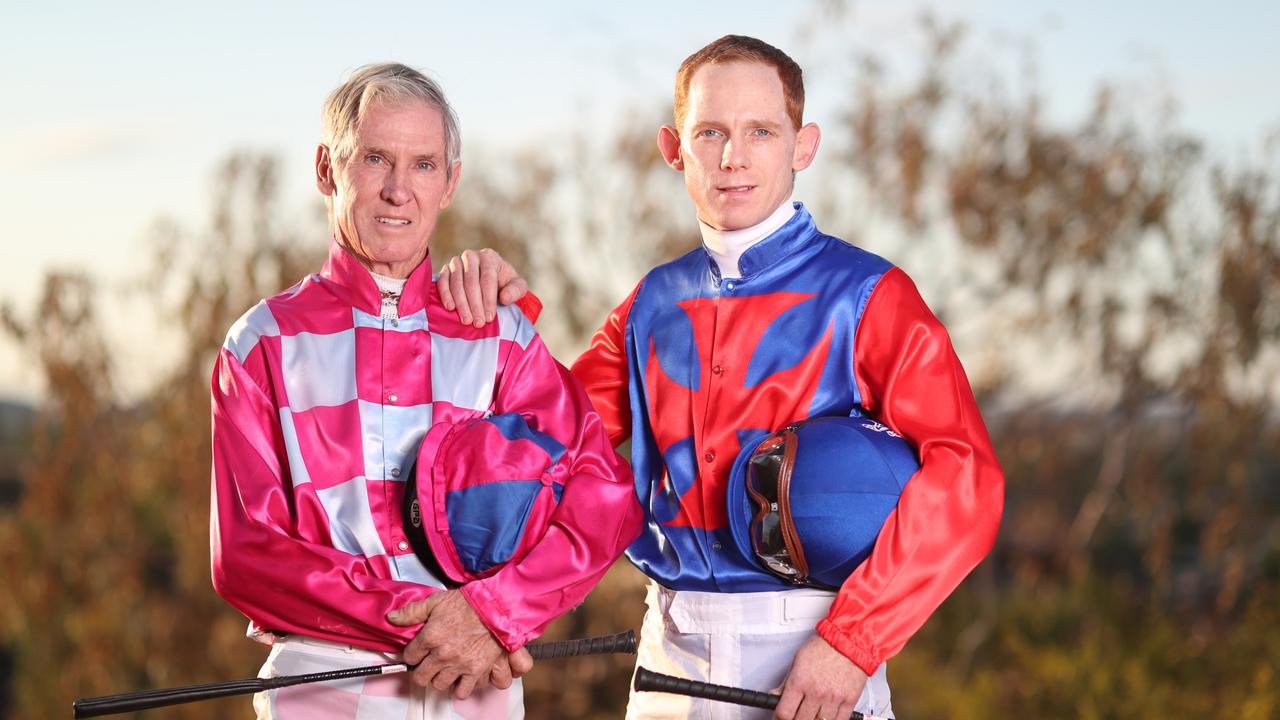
[2,5,1278,719]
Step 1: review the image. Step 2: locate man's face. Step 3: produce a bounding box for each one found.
[659,61,820,232]
[316,99,460,277]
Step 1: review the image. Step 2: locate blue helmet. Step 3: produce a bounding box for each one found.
[725,411,920,588]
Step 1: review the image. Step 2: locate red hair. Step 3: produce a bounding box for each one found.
[673,35,805,131]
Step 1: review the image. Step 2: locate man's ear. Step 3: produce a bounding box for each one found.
[657,126,684,171]
[438,162,462,210]
[315,144,336,195]
[792,123,821,172]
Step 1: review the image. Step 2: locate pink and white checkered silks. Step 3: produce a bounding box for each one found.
[210,238,644,719]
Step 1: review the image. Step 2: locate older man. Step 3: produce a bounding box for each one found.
[441,36,1005,720]
[210,62,642,720]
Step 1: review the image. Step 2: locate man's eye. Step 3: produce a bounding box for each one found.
[699,129,721,138]
[366,154,384,164]
[753,128,772,137]
[417,161,434,171]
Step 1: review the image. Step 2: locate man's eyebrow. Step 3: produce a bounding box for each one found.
[359,145,440,162]
[689,118,786,133]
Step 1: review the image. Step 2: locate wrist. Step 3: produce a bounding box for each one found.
[816,618,881,676]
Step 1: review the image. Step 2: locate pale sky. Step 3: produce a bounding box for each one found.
[2,0,1278,402]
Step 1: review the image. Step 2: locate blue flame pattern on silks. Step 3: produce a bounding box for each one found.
[598,203,901,592]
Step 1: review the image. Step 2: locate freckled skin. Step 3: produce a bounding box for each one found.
[657,61,820,232]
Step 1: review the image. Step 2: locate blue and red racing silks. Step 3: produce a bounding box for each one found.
[571,203,1004,674]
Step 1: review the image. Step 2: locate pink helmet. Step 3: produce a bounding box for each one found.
[403,413,571,585]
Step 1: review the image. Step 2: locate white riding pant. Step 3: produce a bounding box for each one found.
[253,635,523,720]
[626,583,893,719]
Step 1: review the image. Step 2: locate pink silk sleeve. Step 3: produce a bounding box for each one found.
[209,348,437,653]
[462,323,644,651]
[816,267,1005,673]
[569,282,641,447]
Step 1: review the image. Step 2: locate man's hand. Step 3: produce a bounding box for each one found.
[387,590,534,699]
[436,248,528,327]
[773,634,868,720]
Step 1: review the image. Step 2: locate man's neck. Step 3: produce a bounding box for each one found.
[370,271,406,320]
[371,271,407,295]
[699,197,797,280]
[335,233,424,279]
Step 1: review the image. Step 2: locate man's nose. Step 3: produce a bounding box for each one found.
[720,137,749,171]
[381,166,411,205]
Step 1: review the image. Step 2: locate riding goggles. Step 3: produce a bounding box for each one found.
[745,425,833,589]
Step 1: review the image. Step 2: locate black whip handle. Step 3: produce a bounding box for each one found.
[634,667,874,720]
[74,630,638,717]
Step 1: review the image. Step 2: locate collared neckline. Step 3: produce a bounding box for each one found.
[318,236,435,316]
[713,202,820,281]
[699,196,797,279]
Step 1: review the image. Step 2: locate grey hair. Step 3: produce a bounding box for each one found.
[321,62,461,178]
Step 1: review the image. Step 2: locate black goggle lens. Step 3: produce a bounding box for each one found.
[745,436,799,578]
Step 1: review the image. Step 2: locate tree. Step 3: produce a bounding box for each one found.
[2,7,1278,717]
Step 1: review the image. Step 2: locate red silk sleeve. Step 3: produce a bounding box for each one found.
[570,282,642,447]
[515,291,542,324]
[816,267,1005,673]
